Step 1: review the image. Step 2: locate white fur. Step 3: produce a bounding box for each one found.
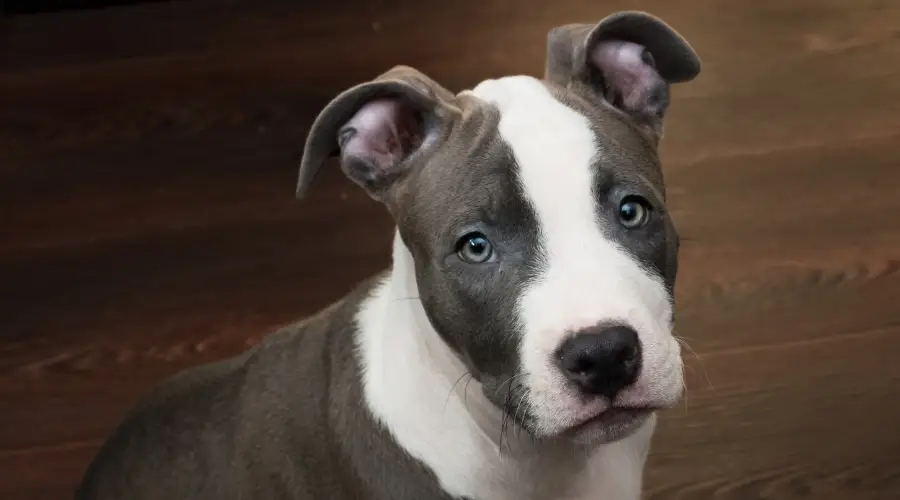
[469,76,683,436]
[355,76,682,499]
[356,233,653,500]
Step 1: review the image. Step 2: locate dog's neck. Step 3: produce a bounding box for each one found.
[354,231,654,500]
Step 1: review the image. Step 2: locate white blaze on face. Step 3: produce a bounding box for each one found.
[469,76,683,436]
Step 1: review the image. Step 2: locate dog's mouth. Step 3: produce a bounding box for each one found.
[563,405,657,442]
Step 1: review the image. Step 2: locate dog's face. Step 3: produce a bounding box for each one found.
[299,11,700,444]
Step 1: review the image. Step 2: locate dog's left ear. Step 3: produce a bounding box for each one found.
[545,11,700,140]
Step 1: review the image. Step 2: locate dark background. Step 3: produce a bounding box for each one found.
[2,0,900,498]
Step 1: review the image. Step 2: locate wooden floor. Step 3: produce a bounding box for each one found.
[3,0,900,498]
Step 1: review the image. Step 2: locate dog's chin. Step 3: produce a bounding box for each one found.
[558,407,655,445]
[501,402,657,447]
[507,406,656,446]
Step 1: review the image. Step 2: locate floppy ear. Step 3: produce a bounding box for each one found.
[297,65,457,201]
[545,11,700,140]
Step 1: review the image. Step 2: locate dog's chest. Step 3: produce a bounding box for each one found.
[412,413,655,500]
[465,436,649,500]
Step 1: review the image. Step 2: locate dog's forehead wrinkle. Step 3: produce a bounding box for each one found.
[407,161,516,232]
[544,82,664,189]
[410,98,508,191]
[470,76,600,228]
[403,98,532,246]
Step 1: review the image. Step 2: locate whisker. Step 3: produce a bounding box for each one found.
[444,371,473,413]
[499,372,529,456]
[503,373,529,444]
[462,374,475,411]
[511,385,529,441]
[499,382,513,456]
[675,335,715,394]
[389,296,422,304]
[495,374,518,397]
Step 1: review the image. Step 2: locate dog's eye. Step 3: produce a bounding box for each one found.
[618,196,652,229]
[456,232,494,264]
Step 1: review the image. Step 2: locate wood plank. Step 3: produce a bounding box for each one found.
[0,441,98,500]
[2,0,900,161]
[645,324,900,499]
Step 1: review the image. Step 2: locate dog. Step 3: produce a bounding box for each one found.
[76,10,700,500]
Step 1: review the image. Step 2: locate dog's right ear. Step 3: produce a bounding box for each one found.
[297,65,457,201]
[545,12,700,141]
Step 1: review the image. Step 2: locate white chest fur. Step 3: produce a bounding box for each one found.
[354,233,655,500]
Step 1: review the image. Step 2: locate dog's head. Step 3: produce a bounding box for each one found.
[298,11,699,444]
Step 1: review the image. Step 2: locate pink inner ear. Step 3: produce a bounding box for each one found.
[340,98,422,172]
[591,40,667,119]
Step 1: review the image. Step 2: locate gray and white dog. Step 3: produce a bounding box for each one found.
[77,10,700,500]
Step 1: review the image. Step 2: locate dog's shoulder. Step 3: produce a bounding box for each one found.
[75,349,251,499]
[76,273,387,500]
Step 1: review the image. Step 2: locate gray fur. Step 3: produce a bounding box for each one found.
[77,277,462,500]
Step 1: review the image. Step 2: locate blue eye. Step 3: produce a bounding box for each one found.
[619,196,651,229]
[457,233,494,264]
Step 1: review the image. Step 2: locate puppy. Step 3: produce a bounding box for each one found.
[77,10,700,500]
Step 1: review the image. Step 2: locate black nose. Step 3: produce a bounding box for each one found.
[556,325,642,400]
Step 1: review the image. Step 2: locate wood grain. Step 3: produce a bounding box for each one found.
[2,0,900,498]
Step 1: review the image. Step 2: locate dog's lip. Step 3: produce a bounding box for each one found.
[569,405,658,431]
